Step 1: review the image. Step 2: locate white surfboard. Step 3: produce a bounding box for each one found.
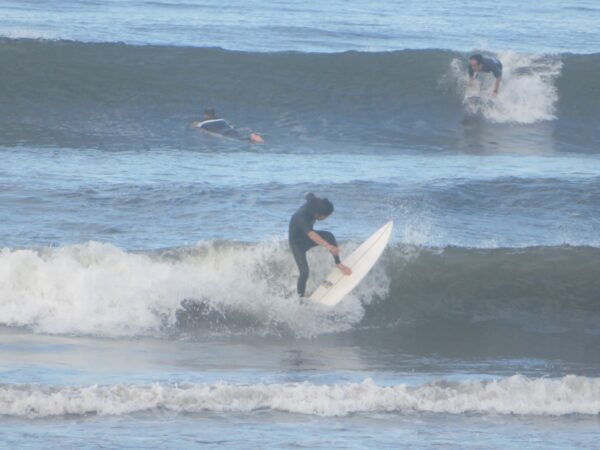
[464,85,494,106]
[309,221,393,307]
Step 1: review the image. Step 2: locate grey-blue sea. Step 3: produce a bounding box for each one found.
[1,0,599,448]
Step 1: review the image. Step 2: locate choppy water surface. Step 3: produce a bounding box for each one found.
[1,0,600,448]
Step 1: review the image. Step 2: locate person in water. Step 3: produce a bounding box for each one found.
[468,54,503,96]
[289,193,352,297]
[191,108,264,143]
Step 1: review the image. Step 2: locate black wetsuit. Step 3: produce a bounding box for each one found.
[289,203,340,297]
[195,118,242,139]
[468,57,503,79]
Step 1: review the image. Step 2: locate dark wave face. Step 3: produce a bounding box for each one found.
[1,38,599,153]
[369,245,600,331]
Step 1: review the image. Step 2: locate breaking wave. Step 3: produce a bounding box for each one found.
[1,375,599,418]
[0,241,598,339]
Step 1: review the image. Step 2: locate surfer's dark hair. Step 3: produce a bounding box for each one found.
[469,54,484,65]
[305,192,334,217]
[204,108,217,118]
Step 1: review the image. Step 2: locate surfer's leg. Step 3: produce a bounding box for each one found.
[291,244,310,297]
[315,231,341,264]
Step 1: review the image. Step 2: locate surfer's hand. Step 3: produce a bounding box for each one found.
[327,245,340,256]
[337,263,352,276]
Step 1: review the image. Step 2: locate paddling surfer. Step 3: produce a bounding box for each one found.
[191,108,264,143]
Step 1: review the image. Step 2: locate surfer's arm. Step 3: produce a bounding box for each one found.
[493,76,501,95]
[307,231,339,255]
[306,231,352,276]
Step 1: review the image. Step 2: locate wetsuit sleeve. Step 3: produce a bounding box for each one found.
[199,120,243,140]
[491,64,502,78]
[468,66,474,78]
[475,58,502,79]
[200,120,228,132]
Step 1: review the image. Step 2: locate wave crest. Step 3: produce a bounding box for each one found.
[2,375,599,418]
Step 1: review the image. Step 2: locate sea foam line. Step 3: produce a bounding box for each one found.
[1,375,599,418]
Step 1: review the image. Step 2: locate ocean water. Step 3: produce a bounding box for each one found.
[1,0,600,448]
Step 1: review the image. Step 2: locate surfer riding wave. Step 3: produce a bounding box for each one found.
[468,54,503,96]
[289,193,352,298]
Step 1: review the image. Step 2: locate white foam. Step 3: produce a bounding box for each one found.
[453,51,562,124]
[0,241,381,338]
[0,28,57,40]
[1,375,598,418]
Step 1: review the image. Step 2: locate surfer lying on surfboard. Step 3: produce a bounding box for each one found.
[289,193,352,297]
[191,108,264,143]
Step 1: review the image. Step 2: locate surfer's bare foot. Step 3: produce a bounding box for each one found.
[337,263,352,276]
